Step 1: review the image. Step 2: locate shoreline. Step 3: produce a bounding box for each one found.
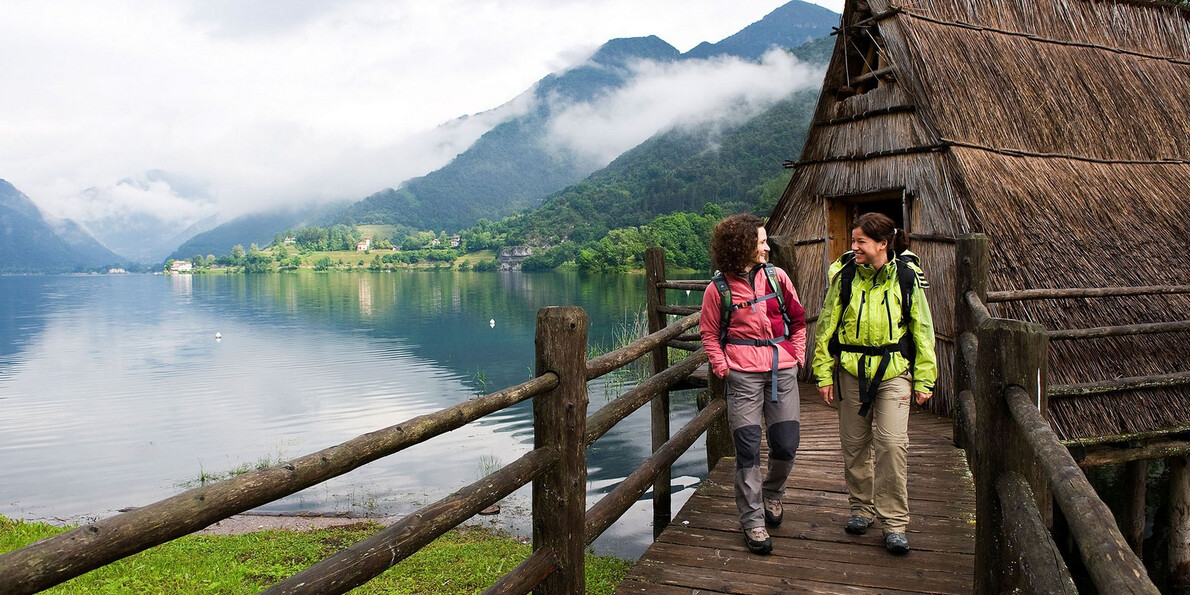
[195,512,400,536]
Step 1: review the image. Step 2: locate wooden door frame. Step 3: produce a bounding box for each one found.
[822,188,911,268]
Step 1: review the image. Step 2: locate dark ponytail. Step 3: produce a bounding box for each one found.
[852,212,909,256]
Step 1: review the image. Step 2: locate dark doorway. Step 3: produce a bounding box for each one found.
[824,190,907,262]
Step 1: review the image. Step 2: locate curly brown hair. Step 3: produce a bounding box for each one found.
[710,214,764,274]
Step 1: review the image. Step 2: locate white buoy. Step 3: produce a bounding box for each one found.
[489,319,495,328]
[215,332,222,340]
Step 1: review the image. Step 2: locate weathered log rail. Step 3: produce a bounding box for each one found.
[953,233,1188,594]
[0,291,718,593]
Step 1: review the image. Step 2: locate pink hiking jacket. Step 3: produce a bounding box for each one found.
[699,265,807,379]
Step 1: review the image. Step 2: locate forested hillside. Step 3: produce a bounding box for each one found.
[448,35,833,271]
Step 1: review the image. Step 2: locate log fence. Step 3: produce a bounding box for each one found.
[954,232,1189,594]
[0,294,715,594]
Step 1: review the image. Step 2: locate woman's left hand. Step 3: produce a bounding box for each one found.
[914,391,931,406]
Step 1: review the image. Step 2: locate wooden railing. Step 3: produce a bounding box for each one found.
[953,233,1190,594]
[0,302,717,594]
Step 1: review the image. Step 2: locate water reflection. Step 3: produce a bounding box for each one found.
[0,271,705,558]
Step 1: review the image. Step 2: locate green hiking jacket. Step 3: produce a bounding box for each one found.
[812,251,938,394]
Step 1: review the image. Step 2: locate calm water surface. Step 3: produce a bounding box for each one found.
[0,271,707,558]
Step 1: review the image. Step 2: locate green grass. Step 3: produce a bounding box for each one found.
[0,517,632,594]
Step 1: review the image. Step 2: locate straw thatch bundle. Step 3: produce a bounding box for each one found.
[767,0,1190,440]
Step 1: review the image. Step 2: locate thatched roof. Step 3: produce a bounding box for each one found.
[767,0,1190,440]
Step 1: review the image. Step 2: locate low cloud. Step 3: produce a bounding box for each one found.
[545,48,823,167]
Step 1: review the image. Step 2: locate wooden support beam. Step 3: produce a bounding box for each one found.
[987,284,1190,303]
[532,306,589,595]
[1048,319,1190,341]
[261,447,557,594]
[1071,439,1190,467]
[586,312,698,379]
[954,234,987,450]
[645,247,672,538]
[656,280,710,291]
[1006,386,1158,594]
[1050,371,1190,398]
[1171,456,1190,593]
[656,305,699,316]
[585,398,725,543]
[974,318,1051,595]
[996,472,1077,594]
[849,65,896,88]
[482,548,558,595]
[1122,460,1148,557]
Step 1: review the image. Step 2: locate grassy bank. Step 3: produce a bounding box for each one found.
[0,517,631,593]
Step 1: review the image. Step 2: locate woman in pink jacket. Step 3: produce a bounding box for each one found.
[699,214,806,555]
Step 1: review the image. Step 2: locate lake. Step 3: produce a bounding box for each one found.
[0,270,708,559]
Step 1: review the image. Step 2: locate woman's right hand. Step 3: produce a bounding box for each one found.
[818,384,834,405]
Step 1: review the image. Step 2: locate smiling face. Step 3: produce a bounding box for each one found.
[851,226,888,268]
[748,226,770,268]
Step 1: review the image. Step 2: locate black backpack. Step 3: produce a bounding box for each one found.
[826,252,928,415]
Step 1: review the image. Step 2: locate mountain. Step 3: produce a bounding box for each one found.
[167,201,351,261]
[0,180,126,273]
[187,0,839,253]
[342,0,839,233]
[343,35,681,231]
[683,1,840,60]
[498,34,833,246]
[73,170,218,264]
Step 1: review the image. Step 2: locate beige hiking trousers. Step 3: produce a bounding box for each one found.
[836,369,912,534]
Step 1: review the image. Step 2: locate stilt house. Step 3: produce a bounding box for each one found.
[765,0,1190,442]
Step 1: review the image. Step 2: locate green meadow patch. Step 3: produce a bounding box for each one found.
[0,517,631,594]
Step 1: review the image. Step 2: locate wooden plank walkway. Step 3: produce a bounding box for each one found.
[616,383,976,594]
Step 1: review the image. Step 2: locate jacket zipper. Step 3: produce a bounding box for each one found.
[855,290,866,339]
[884,291,893,342]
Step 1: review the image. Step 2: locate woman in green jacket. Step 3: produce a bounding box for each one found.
[813,212,936,555]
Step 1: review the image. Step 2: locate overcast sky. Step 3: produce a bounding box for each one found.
[1,0,841,227]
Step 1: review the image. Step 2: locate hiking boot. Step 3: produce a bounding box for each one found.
[744,527,772,555]
[884,532,910,555]
[763,498,783,527]
[844,514,874,535]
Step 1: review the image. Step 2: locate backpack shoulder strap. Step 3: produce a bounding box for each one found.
[893,253,927,327]
[762,263,791,336]
[827,253,858,355]
[711,271,733,347]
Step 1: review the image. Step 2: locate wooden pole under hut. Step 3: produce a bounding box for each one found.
[1172,455,1190,592]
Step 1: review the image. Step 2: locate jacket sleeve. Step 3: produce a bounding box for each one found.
[812,271,842,387]
[778,269,807,367]
[699,283,730,379]
[909,281,938,393]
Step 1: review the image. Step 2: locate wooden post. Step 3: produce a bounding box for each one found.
[1122,459,1148,557]
[974,317,1049,595]
[644,247,672,538]
[533,307,588,595]
[1171,455,1190,592]
[698,387,734,470]
[954,234,988,450]
[701,250,734,471]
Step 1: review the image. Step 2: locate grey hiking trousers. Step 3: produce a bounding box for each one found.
[725,366,801,529]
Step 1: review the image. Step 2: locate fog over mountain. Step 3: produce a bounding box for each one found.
[3,1,840,266]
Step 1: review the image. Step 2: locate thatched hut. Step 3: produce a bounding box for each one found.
[767,0,1190,444]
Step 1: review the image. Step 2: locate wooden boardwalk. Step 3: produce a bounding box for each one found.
[616,383,976,594]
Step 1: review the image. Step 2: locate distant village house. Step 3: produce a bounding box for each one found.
[498,246,533,271]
